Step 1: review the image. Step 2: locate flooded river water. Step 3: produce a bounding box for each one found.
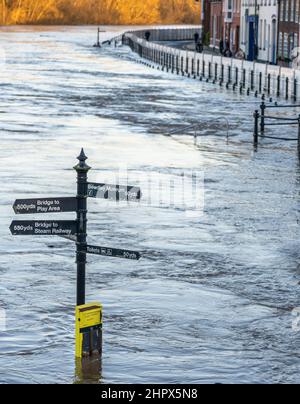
[0,26,299,384]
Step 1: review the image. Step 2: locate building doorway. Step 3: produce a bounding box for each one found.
[248,21,255,61]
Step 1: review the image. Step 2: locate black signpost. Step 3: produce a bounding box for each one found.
[10,148,142,306]
[9,149,142,370]
[10,149,142,367]
[94,27,106,48]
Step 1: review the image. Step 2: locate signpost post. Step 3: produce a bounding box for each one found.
[74,149,90,307]
[94,27,106,48]
[9,149,142,363]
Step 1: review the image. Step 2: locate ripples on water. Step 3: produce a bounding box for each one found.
[0,26,299,384]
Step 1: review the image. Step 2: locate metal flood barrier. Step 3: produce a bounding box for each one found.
[110,27,300,103]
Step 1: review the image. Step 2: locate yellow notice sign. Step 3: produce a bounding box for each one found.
[75,302,103,359]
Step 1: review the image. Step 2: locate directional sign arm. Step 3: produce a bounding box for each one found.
[13,197,77,215]
[59,234,77,242]
[59,239,141,261]
[82,245,141,261]
[87,183,142,202]
[10,220,77,236]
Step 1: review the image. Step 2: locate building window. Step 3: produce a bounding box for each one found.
[278,32,283,58]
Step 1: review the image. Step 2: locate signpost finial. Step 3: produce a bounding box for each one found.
[78,148,87,162]
[74,148,91,172]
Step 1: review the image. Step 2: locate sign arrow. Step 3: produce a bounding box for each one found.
[60,234,77,242]
[13,197,77,215]
[82,245,141,260]
[10,220,77,236]
[87,183,141,202]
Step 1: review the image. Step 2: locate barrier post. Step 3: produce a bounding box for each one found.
[243,68,246,88]
[250,70,254,90]
[254,110,259,147]
[260,100,266,134]
[228,65,232,84]
[259,72,262,93]
[277,75,281,97]
[267,74,271,95]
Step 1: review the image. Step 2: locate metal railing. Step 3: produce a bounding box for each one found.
[114,28,300,103]
[162,119,231,143]
[253,103,300,146]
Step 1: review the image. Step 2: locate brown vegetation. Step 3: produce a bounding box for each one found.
[0,0,199,25]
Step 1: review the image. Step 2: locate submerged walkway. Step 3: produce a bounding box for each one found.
[115,27,300,104]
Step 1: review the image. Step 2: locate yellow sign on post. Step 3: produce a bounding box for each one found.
[75,302,103,359]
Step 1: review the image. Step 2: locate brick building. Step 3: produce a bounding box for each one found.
[223,0,241,54]
[202,0,212,41]
[210,1,223,50]
[209,1,241,54]
[277,0,300,66]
